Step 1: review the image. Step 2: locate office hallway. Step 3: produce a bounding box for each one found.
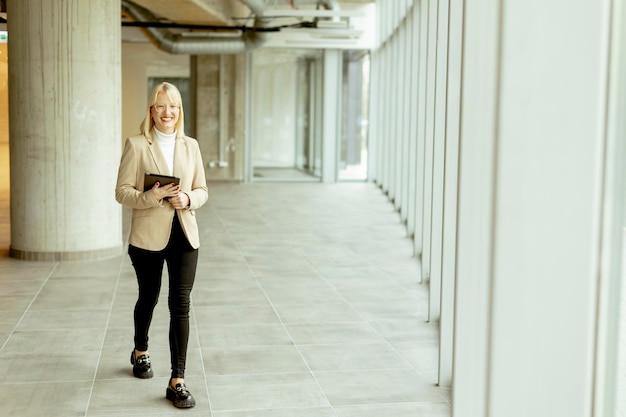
[0,169,450,416]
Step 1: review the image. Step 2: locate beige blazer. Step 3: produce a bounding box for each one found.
[115,131,209,251]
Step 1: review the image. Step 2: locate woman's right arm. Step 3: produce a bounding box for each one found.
[115,137,164,210]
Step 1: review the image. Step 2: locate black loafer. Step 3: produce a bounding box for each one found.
[166,382,196,408]
[130,350,153,379]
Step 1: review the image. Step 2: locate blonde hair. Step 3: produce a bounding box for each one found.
[139,82,185,138]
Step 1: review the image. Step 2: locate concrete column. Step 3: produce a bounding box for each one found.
[8,0,122,260]
[452,1,617,416]
[194,54,245,181]
[194,55,220,178]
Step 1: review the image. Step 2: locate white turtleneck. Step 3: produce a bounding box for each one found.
[154,128,176,175]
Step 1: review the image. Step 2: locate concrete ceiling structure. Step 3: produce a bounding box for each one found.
[0,1,377,50]
[121,0,377,51]
[124,0,375,25]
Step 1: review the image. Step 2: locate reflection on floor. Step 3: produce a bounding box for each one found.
[615,286,626,417]
[0,178,450,416]
[254,167,318,181]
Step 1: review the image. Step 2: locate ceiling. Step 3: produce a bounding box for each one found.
[124,0,375,25]
[126,0,245,26]
[122,0,377,50]
[0,1,377,50]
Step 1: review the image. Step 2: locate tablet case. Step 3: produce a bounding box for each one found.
[143,173,180,191]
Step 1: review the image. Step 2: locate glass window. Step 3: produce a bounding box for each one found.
[339,51,370,181]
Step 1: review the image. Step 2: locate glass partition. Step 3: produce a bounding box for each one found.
[339,50,370,181]
[250,48,323,181]
[249,47,370,182]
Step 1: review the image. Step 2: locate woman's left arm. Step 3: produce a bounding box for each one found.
[184,141,209,210]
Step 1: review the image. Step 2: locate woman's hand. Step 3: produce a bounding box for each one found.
[168,191,190,209]
[150,182,180,201]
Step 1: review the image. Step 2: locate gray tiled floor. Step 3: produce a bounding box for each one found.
[0,178,450,416]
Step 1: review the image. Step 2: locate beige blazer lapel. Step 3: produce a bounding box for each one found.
[173,136,187,179]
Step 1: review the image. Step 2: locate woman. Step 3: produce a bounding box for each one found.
[115,82,208,409]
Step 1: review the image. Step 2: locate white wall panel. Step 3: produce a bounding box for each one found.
[439,0,463,389]
[420,0,438,281]
[413,0,430,262]
[451,0,501,414]
[453,0,616,416]
[251,63,297,167]
[379,48,389,187]
[388,32,399,200]
[321,49,341,183]
[428,0,449,323]
[488,1,609,414]
[595,2,626,413]
[392,29,406,209]
[406,1,422,237]
[400,7,416,223]
[368,51,380,181]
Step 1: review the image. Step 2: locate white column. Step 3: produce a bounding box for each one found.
[399,5,414,223]
[8,0,122,260]
[406,0,422,237]
[428,0,450,323]
[391,26,404,210]
[380,44,392,191]
[322,49,341,183]
[388,31,399,200]
[438,0,464,389]
[592,0,626,415]
[412,0,430,263]
[452,1,616,416]
[420,0,438,281]
[451,0,500,411]
[367,50,380,183]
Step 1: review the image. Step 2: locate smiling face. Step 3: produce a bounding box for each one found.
[150,92,180,134]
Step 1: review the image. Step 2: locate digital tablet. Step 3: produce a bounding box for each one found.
[143,173,180,191]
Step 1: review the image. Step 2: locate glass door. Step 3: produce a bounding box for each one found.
[339,50,370,181]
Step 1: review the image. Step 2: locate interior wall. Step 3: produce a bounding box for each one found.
[0,38,8,250]
[0,42,7,145]
[121,42,189,142]
[121,42,246,182]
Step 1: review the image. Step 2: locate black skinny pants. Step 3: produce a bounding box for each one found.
[128,213,198,379]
